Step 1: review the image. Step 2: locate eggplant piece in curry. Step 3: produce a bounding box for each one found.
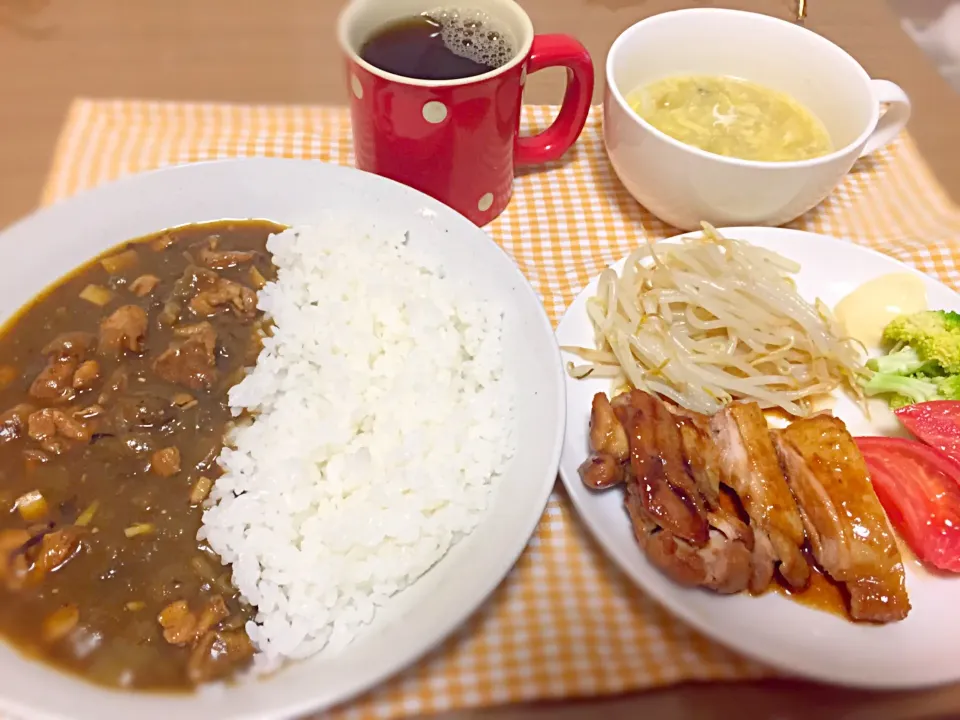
[0,220,281,690]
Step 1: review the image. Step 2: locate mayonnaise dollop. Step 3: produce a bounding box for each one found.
[834,273,928,348]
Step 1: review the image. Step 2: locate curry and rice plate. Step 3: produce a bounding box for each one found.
[0,219,514,689]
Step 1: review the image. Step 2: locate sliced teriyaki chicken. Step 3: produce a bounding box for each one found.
[711,402,810,592]
[665,403,722,510]
[774,416,910,623]
[625,487,753,594]
[578,393,628,490]
[581,390,754,594]
[618,390,708,545]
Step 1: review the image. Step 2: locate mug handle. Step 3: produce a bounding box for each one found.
[859,79,911,158]
[515,34,595,165]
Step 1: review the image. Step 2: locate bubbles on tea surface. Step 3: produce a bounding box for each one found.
[425,7,516,71]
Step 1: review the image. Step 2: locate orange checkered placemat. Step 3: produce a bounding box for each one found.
[42,99,960,718]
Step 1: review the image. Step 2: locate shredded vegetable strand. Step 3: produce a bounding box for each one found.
[565,223,869,416]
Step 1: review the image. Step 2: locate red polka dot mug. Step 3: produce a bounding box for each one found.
[337,0,594,225]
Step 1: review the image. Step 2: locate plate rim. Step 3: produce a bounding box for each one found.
[6,157,426,235]
[556,225,960,690]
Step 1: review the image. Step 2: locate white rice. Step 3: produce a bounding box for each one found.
[198,223,515,672]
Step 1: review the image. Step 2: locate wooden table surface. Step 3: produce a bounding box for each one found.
[2,0,960,718]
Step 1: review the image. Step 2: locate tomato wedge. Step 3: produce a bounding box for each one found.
[855,436,960,572]
[895,400,960,466]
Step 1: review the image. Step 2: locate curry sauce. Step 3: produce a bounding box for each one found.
[0,220,282,690]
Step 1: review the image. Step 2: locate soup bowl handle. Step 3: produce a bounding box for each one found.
[859,79,912,158]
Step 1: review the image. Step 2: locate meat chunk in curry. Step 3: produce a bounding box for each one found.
[0,220,280,690]
[153,322,219,390]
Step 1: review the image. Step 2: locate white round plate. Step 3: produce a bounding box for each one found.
[0,159,564,720]
[557,226,960,690]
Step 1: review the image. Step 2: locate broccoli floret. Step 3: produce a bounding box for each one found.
[938,374,960,400]
[861,370,960,409]
[862,372,939,405]
[866,346,936,375]
[888,393,916,410]
[882,310,960,373]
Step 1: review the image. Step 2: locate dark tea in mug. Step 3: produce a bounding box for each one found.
[359,8,517,81]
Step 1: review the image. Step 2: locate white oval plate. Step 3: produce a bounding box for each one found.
[0,159,564,720]
[557,226,960,690]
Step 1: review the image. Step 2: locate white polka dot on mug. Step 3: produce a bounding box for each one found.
[422,101,448,124]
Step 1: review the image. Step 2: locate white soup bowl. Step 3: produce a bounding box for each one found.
[603,8,912,230]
